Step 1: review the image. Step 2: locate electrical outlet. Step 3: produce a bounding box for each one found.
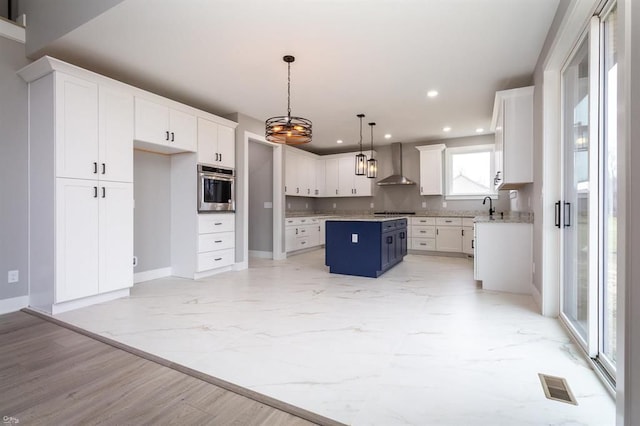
[287,202,291,209]
[442,201,447,208]
[421,201,427,208]
[7,270,19,283]
[305,203,308,208]
[333,203,336,209]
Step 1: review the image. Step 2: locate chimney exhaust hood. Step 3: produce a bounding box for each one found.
[377,142,416,186]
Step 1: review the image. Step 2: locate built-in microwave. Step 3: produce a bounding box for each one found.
[198,164,235,212]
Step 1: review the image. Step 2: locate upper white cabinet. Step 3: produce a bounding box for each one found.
[134,97,197,153]
[315,159,326,197]
[416,144,445,195]
[53,74,133,183]
[285,148,318,197]
[325,158,340,197]
[197,117,235,168]
[320,152,374,197]
[491,86,533,190]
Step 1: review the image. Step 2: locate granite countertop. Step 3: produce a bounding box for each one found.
[474,212,534,224]
[325,216,407,223]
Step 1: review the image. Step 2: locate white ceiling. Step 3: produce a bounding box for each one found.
[41,0,560,153]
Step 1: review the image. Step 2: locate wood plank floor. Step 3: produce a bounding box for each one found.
[0,311,318,426]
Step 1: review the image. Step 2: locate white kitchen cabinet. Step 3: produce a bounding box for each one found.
[336,155,374,197]
[285,148,317,197]
[462,218,474,256]
[285,217,323,252]
[55,179,100,302]
[197,117,235,168]
[491,86,533,190]
[197,213,235,272]
[135,96,197,153]
[475,222,532,294]
[54,74,133,183]
[55,73,99,180]
[55,179,133,303]
[315,159,326,197]
[325,158,340,197]
[435,217,463,252]
[416,144,445,195]
[99,86,134,183]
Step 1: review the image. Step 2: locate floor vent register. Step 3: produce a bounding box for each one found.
[538,373,578,405]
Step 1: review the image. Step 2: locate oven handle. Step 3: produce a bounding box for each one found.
[199,172,235,182]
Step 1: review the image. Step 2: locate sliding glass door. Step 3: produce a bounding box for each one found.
[560,1,618,380]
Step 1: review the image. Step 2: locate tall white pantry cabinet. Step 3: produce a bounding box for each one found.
[20,61,134,314]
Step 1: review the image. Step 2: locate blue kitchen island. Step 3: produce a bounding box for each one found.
[325,217,408,278]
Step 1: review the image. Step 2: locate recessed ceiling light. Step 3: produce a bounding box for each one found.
[443,126,451,132]
[476,128,484,133]
[336,139,343,144]
[384,134,392,139]
[427,90,439,98]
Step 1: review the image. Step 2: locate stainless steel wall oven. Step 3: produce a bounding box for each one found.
[198,164,234,212]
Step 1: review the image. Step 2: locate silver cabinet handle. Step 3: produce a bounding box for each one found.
[93,162,98,174]
[102,163,106,174]
[214,257,222,261]
[102,187,106,198]
[214,240,222,243]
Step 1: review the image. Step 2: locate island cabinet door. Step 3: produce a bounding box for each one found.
[397,228,408,258]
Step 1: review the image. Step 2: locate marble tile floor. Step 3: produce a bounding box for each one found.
[55,251,615,425]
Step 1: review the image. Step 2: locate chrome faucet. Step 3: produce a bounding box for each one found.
[483,196,495,216]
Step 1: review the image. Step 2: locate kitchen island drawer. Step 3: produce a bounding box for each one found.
[411,238,436,251]
[197,248,235,272]
[198,231,235,253]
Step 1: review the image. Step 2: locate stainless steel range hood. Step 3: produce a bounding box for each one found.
[377,142,416,186]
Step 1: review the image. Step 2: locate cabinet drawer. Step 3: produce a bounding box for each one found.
[382,221,397,232]
[197,248,235,272]
[198,213,235,234]
[412,225,435,238]
[462,218,475,227]
[436,217,462,226]
[297,236,311,249]
[285,217,318,226]
[411,238,436,251]
[198,231,235,253]
[411,217,436,226]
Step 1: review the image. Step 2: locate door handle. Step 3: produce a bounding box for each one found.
[102,187,106,198]
[171,132,175,142]
[166,131,170,141]
[555,201,561,228]
[386,236,393,244]
[93,162,98,174]
[102,163,106,175]
[219,153,222,162]
[93,186,98,198]
[462,229,464,236]
[472,239,474,249]
[564,202,571,227]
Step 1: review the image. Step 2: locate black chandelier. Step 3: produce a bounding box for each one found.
[367,122,378,178]
[265,55,312,145]
[355,114,367,175]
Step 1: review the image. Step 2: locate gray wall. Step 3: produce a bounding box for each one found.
[133,150,171,273]
[0,35,29,301]
[18,0,125,57]
[248,141,273,252]
[297,135,512,215]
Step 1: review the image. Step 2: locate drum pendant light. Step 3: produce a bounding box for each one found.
[265,55,312,145]
[367,122,378,178]
[355,114,367,175]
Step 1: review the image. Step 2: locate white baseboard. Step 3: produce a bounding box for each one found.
[134,267,172,284]
[531,281,542,313]
[0,295,29,314]
[233,261,248,271]
[50,289,130,315]
[249,250,273,259]
[194,265,234,280]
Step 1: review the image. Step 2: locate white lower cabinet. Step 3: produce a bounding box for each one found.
[474,222,532,294]
[462,218,474,256]
[435,217,463,252]
[197,214,235,272]
[285,217,324,253]
[56,178,133,303]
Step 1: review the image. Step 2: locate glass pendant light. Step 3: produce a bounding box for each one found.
[355,114,366,175]
[367,122,378,178]
[265,55,312,145]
